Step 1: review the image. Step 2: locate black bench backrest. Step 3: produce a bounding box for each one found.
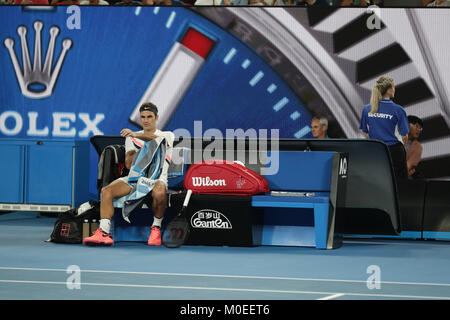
[90,136,401,235]
[173,137,401,235]
[276,139,401,235]
[90,135,126,157]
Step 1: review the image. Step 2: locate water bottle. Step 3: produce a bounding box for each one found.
[90,219,99,235]
[82,219,90,240]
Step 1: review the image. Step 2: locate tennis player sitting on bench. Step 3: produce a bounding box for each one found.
[84,102,174,247]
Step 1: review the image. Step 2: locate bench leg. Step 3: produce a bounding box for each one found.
[313,203,330,249]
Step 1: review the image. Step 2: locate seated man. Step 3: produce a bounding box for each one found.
[311,116,328,139]
[406,115,423,179]
[426,0,450,6]
[84,102,174,247]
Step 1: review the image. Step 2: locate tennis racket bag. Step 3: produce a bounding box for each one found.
[183,160,269,195]
[97,145,128,197]
[46,201,100,244]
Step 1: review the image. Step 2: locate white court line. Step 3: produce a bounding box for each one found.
[0,279,448,300]
[344,239,450,247]
[317,293,345,300]
[1,267,450,288]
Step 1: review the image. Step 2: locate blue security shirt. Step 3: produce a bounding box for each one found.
[359,99,409,146]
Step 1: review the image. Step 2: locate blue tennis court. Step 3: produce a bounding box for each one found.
[1,211,450,301]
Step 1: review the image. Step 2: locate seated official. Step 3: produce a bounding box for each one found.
[311,116,329,139]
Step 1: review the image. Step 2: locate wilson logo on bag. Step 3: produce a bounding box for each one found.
[184,160,269,196]
[191,176,227,187]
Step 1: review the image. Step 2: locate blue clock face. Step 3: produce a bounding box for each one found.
[0,6,313,140]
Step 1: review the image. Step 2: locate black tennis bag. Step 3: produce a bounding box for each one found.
[97,145,128,197]
[46,201,100,244]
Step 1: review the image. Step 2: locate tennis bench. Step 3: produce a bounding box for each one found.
[250,151,347,249]
[166,150,347,249]
[90,136,407,247]
[91,135,346,248]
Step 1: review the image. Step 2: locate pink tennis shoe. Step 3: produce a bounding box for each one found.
[83,228,114,247]
[147,226,161,246]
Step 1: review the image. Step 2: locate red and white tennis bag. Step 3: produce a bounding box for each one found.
[183,160,269,196]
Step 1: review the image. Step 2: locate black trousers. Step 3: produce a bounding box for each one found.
[388,142,408,181]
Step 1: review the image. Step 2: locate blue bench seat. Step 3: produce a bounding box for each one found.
[248,150,345,249]
[110,149,345,249]
[252,193,330,206]
[252,193,331,249]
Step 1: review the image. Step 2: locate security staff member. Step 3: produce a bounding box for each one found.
[359,76,410,180]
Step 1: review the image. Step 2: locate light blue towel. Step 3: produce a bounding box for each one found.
[114,137,167,223]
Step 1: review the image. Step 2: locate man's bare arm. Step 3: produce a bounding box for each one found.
[407,141,423,171]
[125,150,136,170]
[402,135,409,147]
[121,129,158,141]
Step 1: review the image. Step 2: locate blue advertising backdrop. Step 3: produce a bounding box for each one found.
[0,6,313,196]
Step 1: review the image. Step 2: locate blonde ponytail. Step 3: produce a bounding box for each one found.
[370,86,382,114]
[370,76,394,114]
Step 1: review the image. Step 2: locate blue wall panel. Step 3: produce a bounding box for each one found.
[0,144,24,203]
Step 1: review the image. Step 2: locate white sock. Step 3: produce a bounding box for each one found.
[152,216,163,228]
[99,219,111,234]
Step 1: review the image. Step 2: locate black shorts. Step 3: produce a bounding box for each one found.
[388,142,408,180]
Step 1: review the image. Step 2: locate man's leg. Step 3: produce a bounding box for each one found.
[100,179,133,220]
[151,181,167,220]
[148,181,167,246]
[84,179,132,246]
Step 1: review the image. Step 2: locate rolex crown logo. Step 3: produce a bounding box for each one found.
[3,21,72,99]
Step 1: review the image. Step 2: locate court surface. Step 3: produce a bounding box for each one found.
[1,211,450,300]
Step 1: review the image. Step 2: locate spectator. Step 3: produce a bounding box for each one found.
[427,0,450,6]
[296,0,332,5]
[406,115,424,179]
[195,0,249,4]
[248,0,272,4]
[194,0,222,4]
[274,0,293,4]
[79,0,109,4]
[311,116,329,139]
[142,0,172,4]
[341,0,362,4]
[114,0,142,4]
[50,0,80,4]
[383,0,422,6]
[352,0,369,5]
[339,0,383,5]
[13,0,49,4]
